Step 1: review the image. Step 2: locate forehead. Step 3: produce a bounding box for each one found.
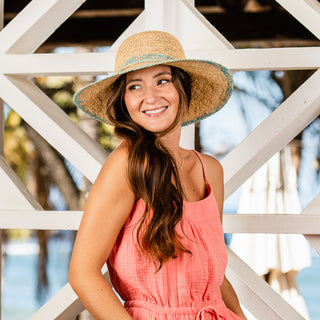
[126,65,171,81]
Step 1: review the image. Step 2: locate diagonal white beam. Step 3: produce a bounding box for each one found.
[222,69,320,198]
[30,282,85,320]
[0,156,42,210]
[176,0,233,50]
[30,265,111,320]
[0,75,107,183]
[108,10,145,53]
[302,192,320,254]
[275,0,320,40]
[0,0,86,54]
[226,248,305,320]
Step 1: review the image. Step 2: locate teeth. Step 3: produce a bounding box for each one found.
[144,106,166,114]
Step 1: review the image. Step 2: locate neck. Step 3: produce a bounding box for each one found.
[159,125,181,153]
[158,125,183,167]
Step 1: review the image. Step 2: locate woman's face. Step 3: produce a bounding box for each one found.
[124,65,180,133]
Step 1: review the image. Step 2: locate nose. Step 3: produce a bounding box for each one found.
[143,85,159,104]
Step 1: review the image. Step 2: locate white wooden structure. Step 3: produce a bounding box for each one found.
[0,0,320,319]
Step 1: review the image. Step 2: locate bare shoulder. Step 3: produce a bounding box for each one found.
[198,153,224,182]
[198,152,224,217]
[96,142,130,185]
[88,141,135,212]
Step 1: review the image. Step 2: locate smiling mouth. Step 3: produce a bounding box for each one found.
[143,106,168,116]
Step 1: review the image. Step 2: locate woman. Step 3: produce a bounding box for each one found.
[70,30,247,320]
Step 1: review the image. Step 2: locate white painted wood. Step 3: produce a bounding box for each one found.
[0,0,3,30]
[0,52,116,76]
[0,156,42,210]
[1,211,319,235]
[175,0,233,50]
[30,282,85,320]
[0,210,81,230]
[222,69,320,198]
[1,47,319,77]
[108,11,145,53]
[226,248,306,320]
[180,124,195,149]
[186,47,320,71]
[302,192,320,254]
[30,265,110,320]
[275,0,320,40]
[144,0,176,32]
[0,75,107,183]
[0,0,86,54]
[223,214,320,234]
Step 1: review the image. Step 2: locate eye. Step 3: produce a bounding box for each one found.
[127,84,141,91]
[157,79,170,85]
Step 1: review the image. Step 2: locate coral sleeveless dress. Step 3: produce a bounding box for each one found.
[107,151,242,319]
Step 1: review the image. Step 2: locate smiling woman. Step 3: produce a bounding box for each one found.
[123,66,180,133]
[70,30,245,320]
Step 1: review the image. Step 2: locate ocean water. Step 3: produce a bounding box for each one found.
[1,236,320,319]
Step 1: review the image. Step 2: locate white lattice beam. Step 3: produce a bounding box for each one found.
[0,156,42,210]
[1,211,320,235]
[0,210,81,230]
[302,192,320,254]
[226,248,305,320]
[223,214,320,234]
[222,69,320,198]
[30,283,85,320]
[275,0,320,40]
[144,0,176,31]
[1,47,319,77]
[0,0,86,54]
[0,75,107,182]
[175,0,233,50]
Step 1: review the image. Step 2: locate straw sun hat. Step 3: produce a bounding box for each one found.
[73,30,233,126]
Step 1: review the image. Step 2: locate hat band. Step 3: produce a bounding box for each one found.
[118,54,176,72]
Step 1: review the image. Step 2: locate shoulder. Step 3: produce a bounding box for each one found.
[99,142,129,178]
[198,152,224,218]
[198,152,224,183]
[92,141,132,196]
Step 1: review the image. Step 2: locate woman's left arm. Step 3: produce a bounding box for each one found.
[202,154,247,320]
[220,276,247,320]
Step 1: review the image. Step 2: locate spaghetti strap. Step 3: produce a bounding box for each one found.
[192,150,210,187]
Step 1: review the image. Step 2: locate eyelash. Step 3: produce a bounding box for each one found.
[127,78,171,91]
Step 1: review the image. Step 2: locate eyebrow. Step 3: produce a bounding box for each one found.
[126,71,172,85]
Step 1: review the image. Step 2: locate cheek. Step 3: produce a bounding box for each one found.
[124,94,136,117]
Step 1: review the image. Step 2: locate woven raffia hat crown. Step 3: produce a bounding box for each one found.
[73,30,233,126]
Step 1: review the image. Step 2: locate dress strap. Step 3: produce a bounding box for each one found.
[192,150,210,187]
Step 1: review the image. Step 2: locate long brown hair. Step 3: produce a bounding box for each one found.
[106,66,192,270]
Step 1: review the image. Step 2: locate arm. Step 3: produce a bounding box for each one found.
[202,154,247,320]
[69,144,135,320]
[221,276,247,320]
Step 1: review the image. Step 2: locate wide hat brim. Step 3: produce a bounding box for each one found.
[73,58,233,127]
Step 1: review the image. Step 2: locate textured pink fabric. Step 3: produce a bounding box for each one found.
[107,151,242,319]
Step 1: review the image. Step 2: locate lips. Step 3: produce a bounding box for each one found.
[143,106,168,117]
